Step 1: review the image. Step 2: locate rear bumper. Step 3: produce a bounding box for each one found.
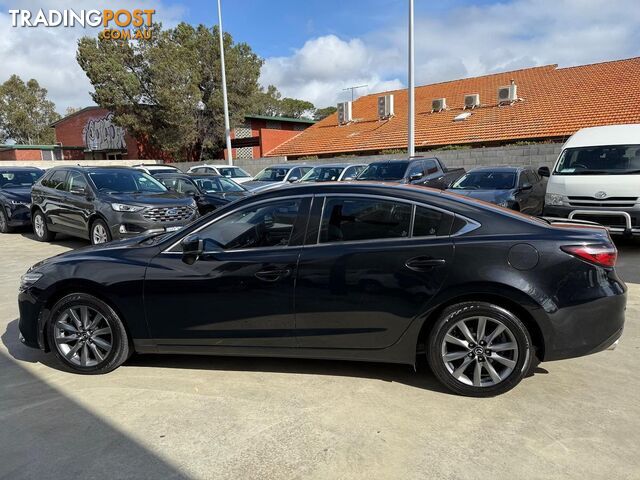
[544,205,640,235]
[5,203,32,226]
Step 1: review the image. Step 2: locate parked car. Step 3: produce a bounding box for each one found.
[133,164,182,176]
[243,164,312,192]
[18,182,625,396]
[187,164,253,184]
[357,157,465,189]
[30,166,198,245]
[446,166,546,215]
[298,163,368,182]
[155,172,252,215]
[543,124,640,236]
[0,167,44,233]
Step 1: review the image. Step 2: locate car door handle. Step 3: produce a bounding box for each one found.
[255,267,291,282]
[405,257,446,271]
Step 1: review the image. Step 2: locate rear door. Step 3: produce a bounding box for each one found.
[64,171,94,235]
[40,169,70,232]
[294,195,455,349]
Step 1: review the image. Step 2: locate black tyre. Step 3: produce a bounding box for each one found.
[47,293,130,374]
[90,218,112,245]
[427,302,533,397]
[0,207,12,233]
[32,209,55,242]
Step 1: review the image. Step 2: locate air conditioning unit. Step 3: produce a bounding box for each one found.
[337,101,352,125]
[377,94,394,119]
[432,98,447,112]
[498,80,518,104]
[464,94,480,109]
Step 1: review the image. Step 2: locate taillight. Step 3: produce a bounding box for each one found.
[561,243,617,268]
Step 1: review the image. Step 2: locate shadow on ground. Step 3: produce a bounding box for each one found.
[19,230,87,250]
[613,237,640,284]
[2,318,452,395]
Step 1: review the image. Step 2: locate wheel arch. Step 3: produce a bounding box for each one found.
[415,284,546,361]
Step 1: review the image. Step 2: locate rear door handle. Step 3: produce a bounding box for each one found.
[405,257,446,272]
[255,267,291,282]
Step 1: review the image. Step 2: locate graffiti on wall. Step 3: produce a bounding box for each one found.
[83,113,127,151]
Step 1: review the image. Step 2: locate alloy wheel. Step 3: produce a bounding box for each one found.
[92,224,109,244]
[0,210,6,231]
[53,305,113,367]
[441,316,519,387]
[34,214,45,238]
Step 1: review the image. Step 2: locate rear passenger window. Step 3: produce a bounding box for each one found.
[424,160,438,175]
[319,197,411,243]
[413,207,452,237]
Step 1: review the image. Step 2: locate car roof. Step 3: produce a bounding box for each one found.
[466,166,525,173]
[309,163,365,168]
[565,124,640,149]
[262,164,307,169]
[0,166,43,171]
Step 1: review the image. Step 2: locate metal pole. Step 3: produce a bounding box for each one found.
[408,0,415,157]
[217,0,233,165]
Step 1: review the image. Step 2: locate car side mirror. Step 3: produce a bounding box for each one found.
[538,166,550,177]
[410,172,423,181]
[520,183,533,191]
[287,176,299,183]
[70,186,86,196]
[181,234,203,265]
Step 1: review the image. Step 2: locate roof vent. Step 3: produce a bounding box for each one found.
[337,101,352,125]
[464,94,480,109]
[497,80,518,105]
[432,98,447,113]
[377,94,394,120]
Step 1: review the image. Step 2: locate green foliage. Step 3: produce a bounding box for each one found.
[380,148,407,155]
[0,75,60,144]
[298,155,319,160]
[431,144,472,151]
[253,86,315,119]
[314,106,337,121]
[77,23,263,159]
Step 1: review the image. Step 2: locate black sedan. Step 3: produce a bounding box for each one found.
[447,166,546,215]
[155,173,251,215]
[18,182,625,396]
[0,167,43,233]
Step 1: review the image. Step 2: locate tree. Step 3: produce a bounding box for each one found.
[314,106,337,121]
[0,75,60,144]
[77,23,263,159]
[279,98,315,118]
[252,86,315,119]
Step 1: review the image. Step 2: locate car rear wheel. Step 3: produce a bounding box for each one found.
[427,302,532,397]
[0,207,12,233]
[90,219,112,245]
[33,210,55,242]
[48,293,130,374]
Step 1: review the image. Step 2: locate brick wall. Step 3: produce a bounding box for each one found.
[174,143,563,176]
[0,149,45,161]
[0,159,161,169]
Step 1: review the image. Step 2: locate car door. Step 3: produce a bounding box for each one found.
[40,169,70,232]
[516,171,535,214]
[64,171,94,235]
[407,161,425,184]
[144,196,311,347]
[294,195,455,349]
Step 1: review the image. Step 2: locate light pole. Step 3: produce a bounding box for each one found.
[408,0,415,157]
[217,0,233,165]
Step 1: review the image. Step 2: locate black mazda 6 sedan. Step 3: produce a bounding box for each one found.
[18,182,626,396]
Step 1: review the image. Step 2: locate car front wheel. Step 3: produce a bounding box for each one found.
[427,302,532,397]
[0,207,12,233]
[32,210,55,242]
[90,219,112,245]
[47,293,130,374]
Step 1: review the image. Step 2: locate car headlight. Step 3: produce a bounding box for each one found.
[111,203,143,212]
[545,193,564,206]
[20,272,43,290]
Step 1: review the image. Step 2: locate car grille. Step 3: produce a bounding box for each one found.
[567,196,638,208]
[572,214,629,227]
[142,206,195,223]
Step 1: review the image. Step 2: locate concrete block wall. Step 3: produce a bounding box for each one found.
[0,159,161,169]
[174,143,563,176]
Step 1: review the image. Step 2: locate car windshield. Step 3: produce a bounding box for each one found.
[450,171,516,190]
[0,170,42,188]
[357,162,408,181]
[89,170,167,193]
[253,167,290,182]
[300,166,345,182]
[554,145,640,175]
[192,176,245,193]
[217,167,251,178]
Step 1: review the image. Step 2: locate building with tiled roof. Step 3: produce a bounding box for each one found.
[268,57,640,159]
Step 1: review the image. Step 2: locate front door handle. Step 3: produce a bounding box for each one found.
[255,267,291,282]
[405,257,446,272]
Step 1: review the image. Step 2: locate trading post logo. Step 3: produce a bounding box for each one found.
[8,9,156,40]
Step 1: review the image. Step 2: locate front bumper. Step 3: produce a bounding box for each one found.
[108,207,199,240]
[544,204,640,235]
[18,288,47,350]
[5,203,32,227]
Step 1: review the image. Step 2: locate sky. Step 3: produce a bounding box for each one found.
[1,0,639,113]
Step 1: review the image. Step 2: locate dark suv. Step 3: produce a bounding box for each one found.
[31,166,199,244]
[0,167,43,233]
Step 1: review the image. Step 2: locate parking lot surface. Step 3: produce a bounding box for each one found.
[1,232,639,480]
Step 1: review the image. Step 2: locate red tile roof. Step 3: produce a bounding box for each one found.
[268,57,640,157]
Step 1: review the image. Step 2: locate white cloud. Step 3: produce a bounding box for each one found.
[261,0,640,107]
[0,0,185,113]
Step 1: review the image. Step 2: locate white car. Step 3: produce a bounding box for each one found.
[187,164,253,184]
[132,164,182,176]
[298,163,368,183]
[542,124,640,236]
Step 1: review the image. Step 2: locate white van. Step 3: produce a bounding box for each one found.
[542,124,640,236]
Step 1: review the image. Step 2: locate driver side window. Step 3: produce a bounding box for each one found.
[196,199,303,251]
